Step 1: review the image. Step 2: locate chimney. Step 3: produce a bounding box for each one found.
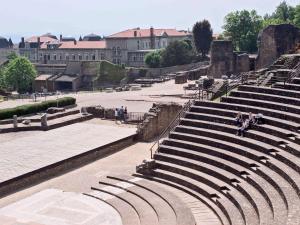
[37,37,41,49]
[60,34,62,41]
[150,26,155,49]
[21,37,25,43]
[134,30,137,37]
[74,40,77,45]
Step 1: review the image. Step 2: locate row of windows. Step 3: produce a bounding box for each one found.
[37,53,105,61]
[137,40,167,50]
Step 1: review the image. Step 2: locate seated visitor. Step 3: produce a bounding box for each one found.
[248,112,256,127]
[255,113,265,124]
[236,119,250,137]
[235,112,243,127]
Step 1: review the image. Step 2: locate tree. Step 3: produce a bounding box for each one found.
[192,20,213,57]
[7,52,18,61]
[144,51,161,68]
[272,1,295,22]
[160,40,194,67]
[4,57,37,93]
[223,10,263,53]
[294,4,300,27]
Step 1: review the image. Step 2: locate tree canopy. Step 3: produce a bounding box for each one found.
[4,57,37,93]
[144,51,161,68]
[144,40,195,68]
[223,10,263,53]
[192,20,213,57]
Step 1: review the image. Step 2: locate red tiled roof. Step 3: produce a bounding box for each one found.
[40,41,106,49]
[25,36,56,43]
[109,28,190,38]
[59,41,106,49]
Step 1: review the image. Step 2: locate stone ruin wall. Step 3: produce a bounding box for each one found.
[256,24,300,70]
[137,103,182,141]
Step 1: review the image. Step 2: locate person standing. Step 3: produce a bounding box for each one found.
[115,108,119,123]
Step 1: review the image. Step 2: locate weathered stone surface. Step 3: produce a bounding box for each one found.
[256,24,300,69]
[137,103,182,141]
[209,40,234,78]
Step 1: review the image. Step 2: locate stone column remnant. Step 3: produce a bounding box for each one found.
[13,115,18,128]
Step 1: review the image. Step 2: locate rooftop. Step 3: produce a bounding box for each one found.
[108,28,191,38]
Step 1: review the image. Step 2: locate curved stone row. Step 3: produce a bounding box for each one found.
[137,81,300,225]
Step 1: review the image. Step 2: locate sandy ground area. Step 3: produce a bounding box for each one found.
[0,80,194,112]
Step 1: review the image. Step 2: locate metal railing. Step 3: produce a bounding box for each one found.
[127,112,146,122]
[285,62,300,84]
[149,95,196,159]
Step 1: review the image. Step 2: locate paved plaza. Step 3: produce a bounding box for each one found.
[0,121,136,184]
[0,80,193,112]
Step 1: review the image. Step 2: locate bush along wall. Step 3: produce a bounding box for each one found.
[0,97,76,120]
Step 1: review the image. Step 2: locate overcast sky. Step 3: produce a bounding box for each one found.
[1,0,299,42]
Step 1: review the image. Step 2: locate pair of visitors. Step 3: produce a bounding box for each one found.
[115,106,128,123]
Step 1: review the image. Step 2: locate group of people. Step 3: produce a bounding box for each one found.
[115,106,128,123]
[235,112,264,137]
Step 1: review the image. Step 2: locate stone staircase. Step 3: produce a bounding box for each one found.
[134,78,300,225]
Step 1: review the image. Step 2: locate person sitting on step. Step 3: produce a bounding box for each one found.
[248,112,256,128]
[235,112,243,127]
[236,119,250,137]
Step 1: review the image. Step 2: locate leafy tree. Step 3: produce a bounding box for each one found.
[294,4,300,27]
[272,1,295,22]
[160,40,194,67]
[0,68,6,89]
[7,52,18,61]
[192,20,213,57]
[144,51,161,68]
[223,10,263,53]
[4,57,37,93]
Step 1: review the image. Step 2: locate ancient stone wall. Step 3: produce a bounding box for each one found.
[137,103,182,141]
[235,53,250,73]
[256,24,300,69]
[209,41,234,78]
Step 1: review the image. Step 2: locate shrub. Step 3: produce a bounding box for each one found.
[0,97,76,120]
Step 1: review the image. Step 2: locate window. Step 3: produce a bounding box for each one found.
[53,54,57,60]
[92,54,95,60]
[79,55,82,60]
[85,54,89,60]
[72,54,75,60]
[66,54,69,61]
[100,53,105,60]
[59,54,62,60]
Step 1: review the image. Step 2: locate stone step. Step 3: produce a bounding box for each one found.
[84,192,141,225]
[90,183,160,225]
[291,77,300,84]
[185,111,300,144]
[230,90,300,106]
[158,140,286,225]
[152,168,246,225]
[174,125,300,191]
[181,115,300,159]
[154,152,271,225]
[97,177,177,225]
[167,131,300,225]
[221,96,300,116]
[273,83,300,92]
[194,100,300,125]
[135,174,228,225]
[238,85,300,98]
[106,175,196,225]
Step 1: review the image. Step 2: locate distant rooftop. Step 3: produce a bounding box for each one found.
[108,28,191,38]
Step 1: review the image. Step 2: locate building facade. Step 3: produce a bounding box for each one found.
[19,28,192,67]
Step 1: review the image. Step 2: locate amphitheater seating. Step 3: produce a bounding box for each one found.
[84,175,196,225]
[136,81,300,225]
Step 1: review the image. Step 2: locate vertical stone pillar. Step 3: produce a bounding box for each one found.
[13,115,18,128]
[41,113,48,129]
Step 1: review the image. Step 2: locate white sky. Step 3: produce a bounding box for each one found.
[1,0,299,42]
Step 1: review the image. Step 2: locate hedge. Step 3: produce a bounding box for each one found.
[0,97,76,120]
